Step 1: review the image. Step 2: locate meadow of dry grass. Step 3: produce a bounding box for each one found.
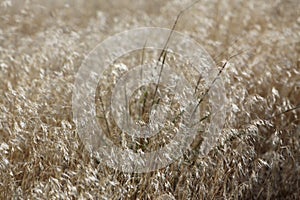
[0,0,299,199]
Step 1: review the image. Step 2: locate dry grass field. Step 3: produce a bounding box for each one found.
[0,0,299,199]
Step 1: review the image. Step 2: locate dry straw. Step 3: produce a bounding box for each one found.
[0,0,299,199]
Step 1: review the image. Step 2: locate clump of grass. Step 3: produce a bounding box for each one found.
[0,0,299,199]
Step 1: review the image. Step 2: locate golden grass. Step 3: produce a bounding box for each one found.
[0,0,299,199]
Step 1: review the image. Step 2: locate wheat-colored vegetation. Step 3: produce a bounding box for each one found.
[0,0,299,199]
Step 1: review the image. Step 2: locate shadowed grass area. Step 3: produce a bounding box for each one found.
[0,0,299,199]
